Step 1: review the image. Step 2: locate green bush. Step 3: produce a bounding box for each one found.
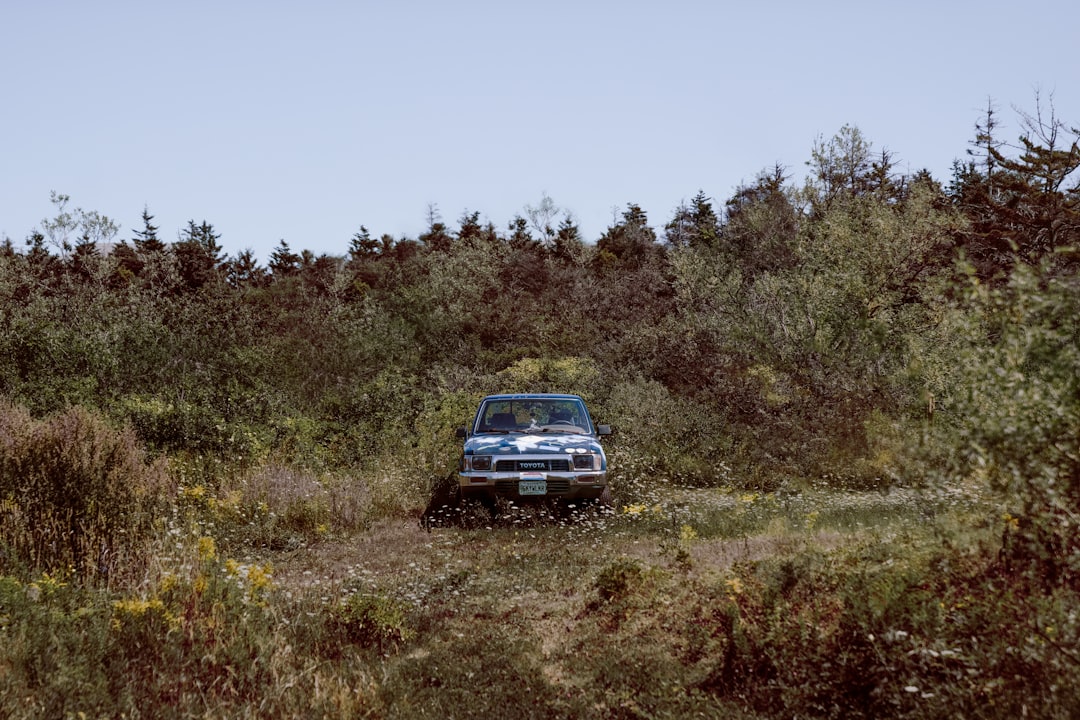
[336,593,415,651]
[604,377,732,487]
[119,394,266,461]
[0,403,170,580]
[594,556,647,603]
[942,259,1080,588]
[0,573,115,718]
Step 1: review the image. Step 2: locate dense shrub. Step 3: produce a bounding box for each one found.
[694,532,1080,718]
[941,260,1080,589]
[0,403,170,581]
[335,593,415,651]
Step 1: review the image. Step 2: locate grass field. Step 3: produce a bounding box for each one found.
[9,469,1067,720]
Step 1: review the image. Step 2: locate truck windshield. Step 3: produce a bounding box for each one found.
[476,399,591,434]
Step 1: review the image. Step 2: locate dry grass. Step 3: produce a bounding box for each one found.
[4,461,1075,719]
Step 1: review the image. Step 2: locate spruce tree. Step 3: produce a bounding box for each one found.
[132,206,165,254]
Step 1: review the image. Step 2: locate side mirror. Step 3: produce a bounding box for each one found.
[596,425,612,436]
[455,427,468,439]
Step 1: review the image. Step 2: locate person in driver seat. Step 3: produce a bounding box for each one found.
[549,408,572,423]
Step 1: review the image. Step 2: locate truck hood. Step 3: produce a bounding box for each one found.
[464,433,604,456]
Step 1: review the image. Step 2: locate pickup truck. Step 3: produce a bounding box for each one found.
[455,393,611,505]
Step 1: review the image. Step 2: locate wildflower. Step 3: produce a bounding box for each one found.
[182,485,207,502]
[197,536,216,561]
[160,573,178,594]
[111,597,175,631]
[247,564,273,594]
[32,572,68,600]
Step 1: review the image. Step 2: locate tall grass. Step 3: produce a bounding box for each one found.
[2,402,1078,718]
[0,403,170,583]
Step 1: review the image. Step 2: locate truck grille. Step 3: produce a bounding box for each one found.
[494,458,571,472]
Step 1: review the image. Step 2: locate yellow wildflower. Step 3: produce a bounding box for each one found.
[197,536,216,561]
[247,564,273,594]
[182,485,207,501]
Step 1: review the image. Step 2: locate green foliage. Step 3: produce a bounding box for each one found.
[380,629,574,718]
[120,394,265,460]
[495,356,601,397]
[335,593,414,651]
[942,258,1080,587]
[0,573,115,718]
[593,557,648,603]
[695,530,1080,718]
[2,102,1080,717]
[0,404,170,580]
[604,377,731,486]
[413,389,485,475]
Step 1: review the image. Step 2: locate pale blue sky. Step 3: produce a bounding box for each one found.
[3,1,1078,261]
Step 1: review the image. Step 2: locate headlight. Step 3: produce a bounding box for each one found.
[470,455,492,471]
[573,454,597,470]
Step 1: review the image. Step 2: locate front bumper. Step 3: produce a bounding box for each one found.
[457,470,608,500]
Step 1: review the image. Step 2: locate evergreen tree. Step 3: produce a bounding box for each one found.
[225,249,267,288]
[268,239,301,277]
[952,93,1080,274]
[456,211,484,244]
[348,225,380,260]
[301,251,342,295]
[969,97,1005,184]
[132,206,165,254]
[553,215,586,263]
[991,98,1080,260]
[110,241,143,284]
[506,215,537,250]
[174,219,224,290]
[665,191,720,248]
[595,203,660,269]
[722,165,800,278]
[418,204,453,252]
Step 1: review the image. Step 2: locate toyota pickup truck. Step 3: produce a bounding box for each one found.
[455,393,612,505]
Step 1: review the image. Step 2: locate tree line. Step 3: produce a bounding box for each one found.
[1,95,1078,499]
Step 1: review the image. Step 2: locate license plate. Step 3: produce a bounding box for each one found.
[518,478,547,495]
